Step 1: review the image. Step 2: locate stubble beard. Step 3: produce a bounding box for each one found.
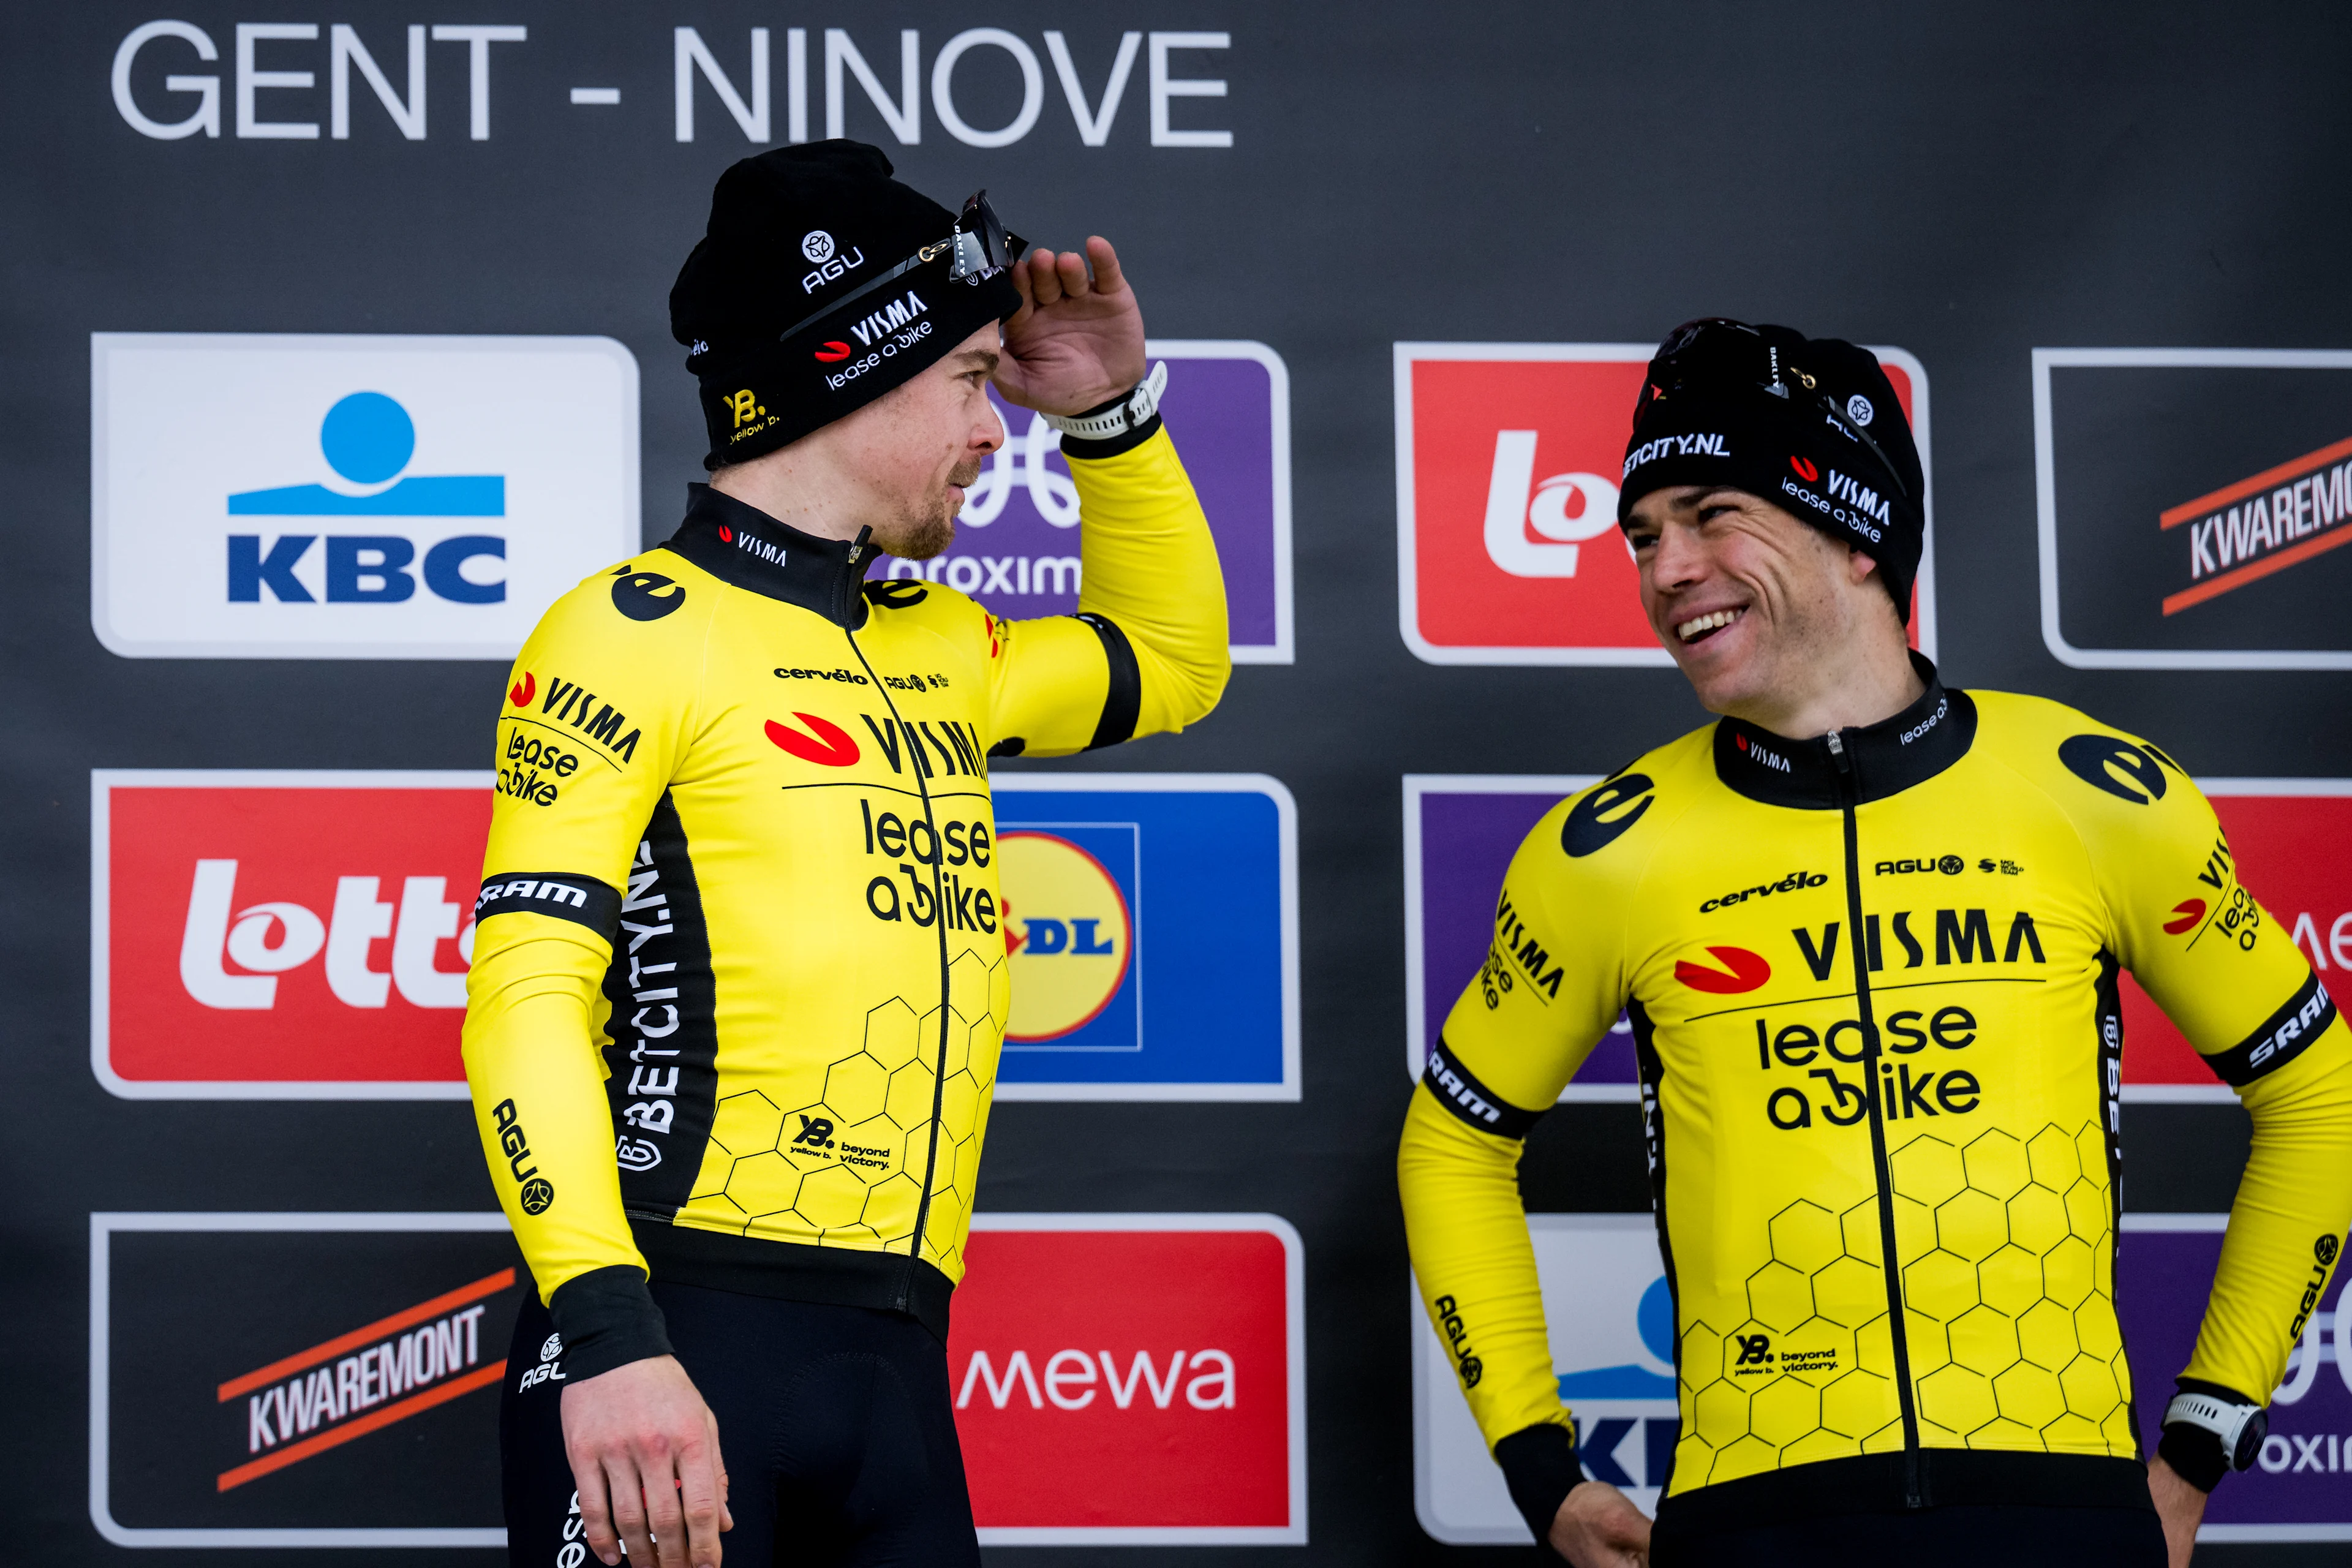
[876,454,984,562]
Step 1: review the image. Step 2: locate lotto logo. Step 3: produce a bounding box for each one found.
[1393,344,1934,665]
[92,771,491,1098]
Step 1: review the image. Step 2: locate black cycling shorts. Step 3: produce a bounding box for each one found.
[1650,1501,2168,1566]
[500,1281,981,1568]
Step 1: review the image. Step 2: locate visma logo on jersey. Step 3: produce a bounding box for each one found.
[1395,345,1932,666]
[93,770,492,1098]
[992,776,1298,1100]
[92,333,638,659]
[1415,1216,1679,1544]
[880,342,1294,663]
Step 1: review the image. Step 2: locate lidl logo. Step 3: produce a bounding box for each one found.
[878,342,1295,663]
[92,333,638,660]
[1414,1216,1680,1544]
[1393,344,1934,666]
[993,775,1297,1100]
[1000,830,1134,1041]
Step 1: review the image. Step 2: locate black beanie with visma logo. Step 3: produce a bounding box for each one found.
[1616,319,1925,612]
[670,140,1022,470]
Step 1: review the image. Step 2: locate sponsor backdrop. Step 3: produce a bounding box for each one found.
[9,5,2351,1564]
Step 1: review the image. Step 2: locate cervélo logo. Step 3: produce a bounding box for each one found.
[1395,344,1935,665]
[948,1215,1304,1545]
[2033,349,2352,669]
[91,334,638,660]
[92,771,491,1099]
[89,1212,522,1549]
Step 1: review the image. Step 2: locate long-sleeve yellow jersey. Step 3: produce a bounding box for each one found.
[464,423,1226,1378]
[1399,660,2352,1532]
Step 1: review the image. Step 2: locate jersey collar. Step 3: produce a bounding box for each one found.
[658,484,874,629]
[1712,654,1977,809]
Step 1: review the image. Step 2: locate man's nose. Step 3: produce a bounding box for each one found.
[1647,521,1708,590]
[973,403,1006,456]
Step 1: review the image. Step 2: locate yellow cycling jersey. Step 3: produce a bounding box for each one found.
[463,424,1226,1376]
[1400,662,2352,1526]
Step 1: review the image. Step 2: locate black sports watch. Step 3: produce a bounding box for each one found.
[2160,1385,2268,1491]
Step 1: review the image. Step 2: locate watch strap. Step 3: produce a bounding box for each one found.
[2161,1386,2264,1491]
[1040,361,1167,443]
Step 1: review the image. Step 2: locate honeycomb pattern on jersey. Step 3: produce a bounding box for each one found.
[1674,1121,2127,1488]
[684,948,1006,1278]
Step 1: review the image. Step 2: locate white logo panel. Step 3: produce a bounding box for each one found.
[1414,1215,1678,1544]
[92,333,639,660]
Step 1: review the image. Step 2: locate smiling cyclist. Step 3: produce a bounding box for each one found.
[1399,318,2352,1567]
[463,141,1226,1568]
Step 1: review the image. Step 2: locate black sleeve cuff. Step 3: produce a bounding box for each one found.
[1494,1422,1585,1550]
[548,1264,673,1382]
[2158,1422,2230,1493]
[1054,385,1163,460]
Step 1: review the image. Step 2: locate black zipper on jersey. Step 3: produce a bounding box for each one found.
[1827,729,1925,1506]
[835,529,956,1313]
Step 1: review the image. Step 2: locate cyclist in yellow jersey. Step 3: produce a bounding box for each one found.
[464,143,1226,1568]
[1399,318,2352,1567]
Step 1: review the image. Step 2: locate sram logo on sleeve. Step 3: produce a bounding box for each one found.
[949,1216,1305,1545]
[1393,344,1934,665]
[92,770,492,1099]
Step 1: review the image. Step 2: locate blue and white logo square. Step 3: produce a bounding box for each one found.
[993,773,1297,1099]
[92,333,638,659]
[1415,1215,1681,1543]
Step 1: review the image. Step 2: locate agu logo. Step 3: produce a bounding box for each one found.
[1001,831,1133,1042]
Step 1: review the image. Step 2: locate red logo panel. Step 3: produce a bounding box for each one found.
[2124,785,2352,1092]
[96,772,489,1094]
[949,1218,1304,1544]
[1396,345,1926,663]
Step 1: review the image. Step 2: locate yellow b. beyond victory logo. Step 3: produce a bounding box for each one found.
[1000,831,1132,1041]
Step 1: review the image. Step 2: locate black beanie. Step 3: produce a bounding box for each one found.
[670,140,1022,470]
[1616,319,1924,611]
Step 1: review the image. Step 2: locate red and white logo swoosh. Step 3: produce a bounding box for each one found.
[765,712,861,767]
[1675,945,1772,994]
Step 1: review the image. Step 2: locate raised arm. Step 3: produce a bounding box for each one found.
[983,238,1229,756]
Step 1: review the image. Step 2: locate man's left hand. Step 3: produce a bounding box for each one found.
[2149,1453,2206,1567]
[995,238,1146,416]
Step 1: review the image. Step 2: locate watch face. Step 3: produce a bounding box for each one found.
[2234,1407,2269,1471]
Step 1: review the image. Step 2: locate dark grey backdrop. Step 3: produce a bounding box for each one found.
[10,2,2351,1562]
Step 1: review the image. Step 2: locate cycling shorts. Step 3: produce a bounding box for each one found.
[501,1281,980,1568]
[1649,1499,2165,1566]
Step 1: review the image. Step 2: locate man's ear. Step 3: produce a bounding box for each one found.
[1846,544,1881,587]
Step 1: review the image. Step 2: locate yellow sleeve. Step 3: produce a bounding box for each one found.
[461,562,707,1338]
[985,423,1229,756]
[2064,729,2352,1407]
[1400,784,1643,1455]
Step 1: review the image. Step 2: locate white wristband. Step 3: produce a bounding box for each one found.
[1041,361,1167,442]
